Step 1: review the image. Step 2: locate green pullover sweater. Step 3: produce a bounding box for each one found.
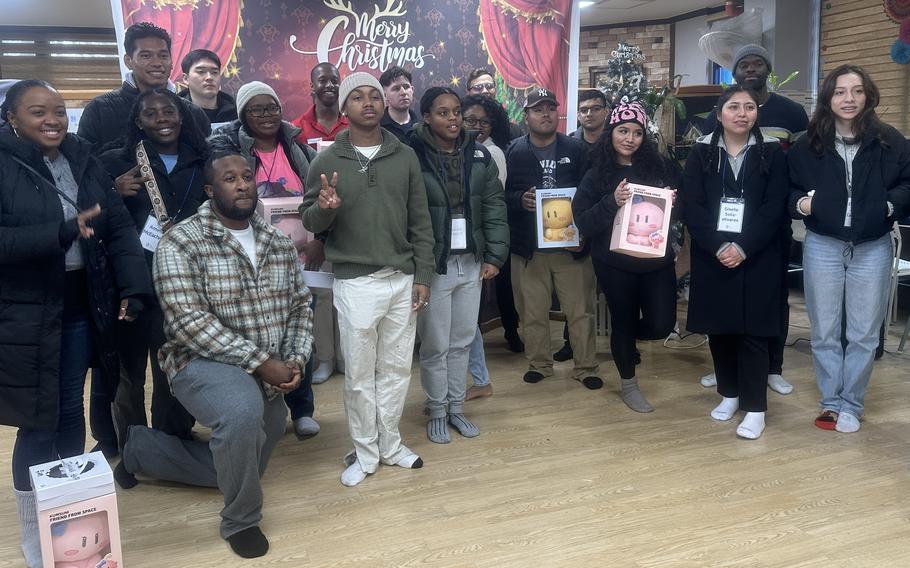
[300,128,435,286]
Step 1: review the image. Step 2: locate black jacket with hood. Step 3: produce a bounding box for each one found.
[0,125,151,430]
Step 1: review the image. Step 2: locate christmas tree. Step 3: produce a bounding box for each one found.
[598,42,648,106]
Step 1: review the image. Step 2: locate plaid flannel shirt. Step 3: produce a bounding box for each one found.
[154,201,313,398]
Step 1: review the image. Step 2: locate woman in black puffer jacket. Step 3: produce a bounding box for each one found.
[789,65,910,434]
[0,80,150,567]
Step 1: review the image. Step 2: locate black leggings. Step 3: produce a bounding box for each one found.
[593,261,677,379]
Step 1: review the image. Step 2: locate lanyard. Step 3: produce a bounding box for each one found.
[720,146,747,198]
[840,137,858,198]
[171,168,196,222]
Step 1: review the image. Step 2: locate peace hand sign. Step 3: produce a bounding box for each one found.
[317,172,341,209]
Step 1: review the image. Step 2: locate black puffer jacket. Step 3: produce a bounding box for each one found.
[788,123,910,244]
[77,79,211,153]
[0,125,151,431]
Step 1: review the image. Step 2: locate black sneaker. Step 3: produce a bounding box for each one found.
[553,343,573,362]
[581,376,604,390]
[523,371,545,383]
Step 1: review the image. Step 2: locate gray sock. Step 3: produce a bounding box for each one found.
[15,489,42,568]
[427,417,450,444]
[621,378,654,413]
[448,413,480,438]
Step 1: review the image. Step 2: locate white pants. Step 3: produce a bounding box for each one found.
[333,270,417,472]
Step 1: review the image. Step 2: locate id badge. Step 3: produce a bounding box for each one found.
[451,216,467,250]
[140,215,164,252]
[717,197,745,234]
[844,197,852,227]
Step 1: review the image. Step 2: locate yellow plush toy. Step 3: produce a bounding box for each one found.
[541,198,577,242]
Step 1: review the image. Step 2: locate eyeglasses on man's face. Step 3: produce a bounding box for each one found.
[469,82,496,93]
[246,104,281,117]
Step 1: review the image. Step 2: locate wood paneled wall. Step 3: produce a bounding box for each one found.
[821,0,909,134]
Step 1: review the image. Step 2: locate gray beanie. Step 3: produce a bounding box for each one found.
[235,81,281,116]
[732,44,772,72]
[338,72,385,110]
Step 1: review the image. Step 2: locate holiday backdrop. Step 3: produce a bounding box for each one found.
[111,0,580,128]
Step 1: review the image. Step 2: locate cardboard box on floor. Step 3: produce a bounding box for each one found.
[30,451,123,568]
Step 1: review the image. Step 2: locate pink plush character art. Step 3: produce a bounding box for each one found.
[51,512,117,568]
[626,199,665,249]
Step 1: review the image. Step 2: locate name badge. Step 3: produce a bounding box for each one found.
[140,215,164,252]
[844,196,852,227]
[451,216,467,250]
[717,197,745,234]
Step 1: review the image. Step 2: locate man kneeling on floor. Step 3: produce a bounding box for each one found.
[115,139,313,559]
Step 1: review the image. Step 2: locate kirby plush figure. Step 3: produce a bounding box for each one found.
[51,513,117,568]
[626,199,665,248]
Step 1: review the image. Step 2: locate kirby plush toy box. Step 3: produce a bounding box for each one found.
[30,452,122,568]
[609,183,674,258]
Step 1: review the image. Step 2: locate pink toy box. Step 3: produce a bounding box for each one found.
[609,183,674,258]
[29,452,123,568]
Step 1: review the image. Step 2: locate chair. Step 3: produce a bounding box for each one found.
[886,222,910,335]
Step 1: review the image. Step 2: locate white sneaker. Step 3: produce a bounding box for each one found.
[312,360,334,384]
[700,372,717,387]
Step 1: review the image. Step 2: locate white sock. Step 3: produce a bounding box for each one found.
[711,396,739,421]
[767,374,794,395]
[393,454,422,468]
[736,412,766,439]
[700,372,717,387]
[340,463,368,487]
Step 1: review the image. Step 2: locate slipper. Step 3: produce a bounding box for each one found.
[814,410,838,430]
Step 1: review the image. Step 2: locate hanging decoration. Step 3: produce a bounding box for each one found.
[884,0,910,64]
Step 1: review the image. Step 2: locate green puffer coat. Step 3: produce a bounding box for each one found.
[407,123,509,274]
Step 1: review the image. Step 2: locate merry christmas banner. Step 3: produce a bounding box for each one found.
[111,0,580,128]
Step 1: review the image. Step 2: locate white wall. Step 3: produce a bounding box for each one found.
[674,14,711,86]
[0,0,113,27]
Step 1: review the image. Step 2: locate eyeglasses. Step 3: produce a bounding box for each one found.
[578,105,605,115]
[469,82,496,93]
[246,104,281,117]
[464,116,491,128]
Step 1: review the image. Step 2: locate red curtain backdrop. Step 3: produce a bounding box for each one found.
[121,0,242,84]
[479,0,572,111]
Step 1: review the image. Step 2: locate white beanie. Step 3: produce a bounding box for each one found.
[338,72,385,110]
[235,81,281,116]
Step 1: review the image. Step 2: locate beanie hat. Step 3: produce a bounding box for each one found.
[609,101,648,130]
[235,81,281,116]
[338,72,385,110]
[732,44,772,72]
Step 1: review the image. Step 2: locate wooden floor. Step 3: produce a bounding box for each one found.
[1,295,909,567]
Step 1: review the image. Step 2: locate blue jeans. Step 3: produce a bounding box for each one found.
[803,231,892,418]
[469,326,490,387]
[12,310,93,490]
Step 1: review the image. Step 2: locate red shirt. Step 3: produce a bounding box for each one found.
[291,106,349,148]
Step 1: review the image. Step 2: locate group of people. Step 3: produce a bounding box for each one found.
[1,19,908,563]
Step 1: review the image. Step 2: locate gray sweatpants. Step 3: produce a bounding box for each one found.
[418,254,482,418]
[122,358,287,539]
